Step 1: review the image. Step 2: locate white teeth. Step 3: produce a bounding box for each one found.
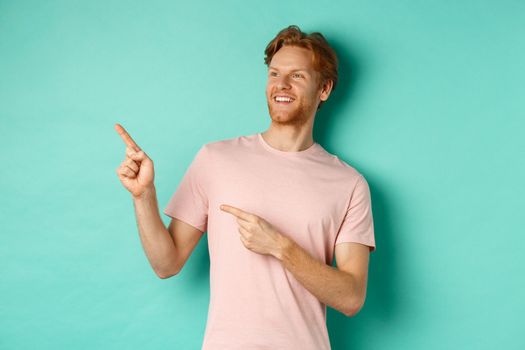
[275,96,293,102]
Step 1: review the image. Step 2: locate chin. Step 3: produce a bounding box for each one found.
[267,101,310,124]
[269,111,308,126]
[269,108,293,120]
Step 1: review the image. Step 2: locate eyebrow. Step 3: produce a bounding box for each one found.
[268,66,309,73]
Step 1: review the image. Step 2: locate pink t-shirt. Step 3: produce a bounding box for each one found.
[163,132,376,350]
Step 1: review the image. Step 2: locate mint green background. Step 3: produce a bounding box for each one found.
[1,1,523,349]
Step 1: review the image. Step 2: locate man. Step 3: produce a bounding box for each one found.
[115,25,376,350]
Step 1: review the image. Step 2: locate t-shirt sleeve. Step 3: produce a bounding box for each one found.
[335,174,376,252]
[163,145,209,233]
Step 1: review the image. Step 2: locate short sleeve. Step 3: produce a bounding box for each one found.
[163,145,210,233]
[335,175,376,252]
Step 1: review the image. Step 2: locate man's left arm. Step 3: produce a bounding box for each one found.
[219,204,371,317]
[276,237,370,317]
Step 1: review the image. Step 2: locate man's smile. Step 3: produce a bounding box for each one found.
[273,95,296,105]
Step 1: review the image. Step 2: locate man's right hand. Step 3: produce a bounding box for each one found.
[115,123,155,198]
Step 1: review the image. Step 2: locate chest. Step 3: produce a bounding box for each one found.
[207,154,349,258]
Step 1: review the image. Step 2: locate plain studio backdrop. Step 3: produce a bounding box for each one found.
[1,1,523,349]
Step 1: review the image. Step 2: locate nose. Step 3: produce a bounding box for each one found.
[276,75,291,90]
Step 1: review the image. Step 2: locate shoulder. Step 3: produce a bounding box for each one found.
[316,146,365,182]
[200,133,257,156]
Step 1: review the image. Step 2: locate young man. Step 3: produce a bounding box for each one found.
[115,25,376,350]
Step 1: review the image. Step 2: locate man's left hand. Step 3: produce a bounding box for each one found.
[220,204,288,258]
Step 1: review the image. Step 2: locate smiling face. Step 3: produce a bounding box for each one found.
[265,45,332,126]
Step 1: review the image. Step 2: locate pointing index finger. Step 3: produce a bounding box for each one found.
[114,123,141,152]
[220,204,252,221]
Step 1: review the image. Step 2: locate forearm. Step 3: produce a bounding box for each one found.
[132,184,177,277]
[275,236,360,316]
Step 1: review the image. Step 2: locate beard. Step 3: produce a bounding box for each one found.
[266,97,314,127]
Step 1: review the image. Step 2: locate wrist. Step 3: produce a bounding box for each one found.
[132,184,156,201]
[274,233,293,262]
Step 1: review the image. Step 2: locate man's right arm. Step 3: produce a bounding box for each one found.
[114,124,204,278]
[132,185,204,279]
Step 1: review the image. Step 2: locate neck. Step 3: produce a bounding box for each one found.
[261,124,315,152]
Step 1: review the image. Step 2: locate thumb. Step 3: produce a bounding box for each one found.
[129,150,148,162]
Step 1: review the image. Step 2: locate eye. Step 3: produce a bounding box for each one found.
[292,73,303,78]
[269,71,278,77]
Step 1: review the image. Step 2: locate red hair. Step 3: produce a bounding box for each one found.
[264,25,339,110]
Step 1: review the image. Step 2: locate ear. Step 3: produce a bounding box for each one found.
[319,79,334,102]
